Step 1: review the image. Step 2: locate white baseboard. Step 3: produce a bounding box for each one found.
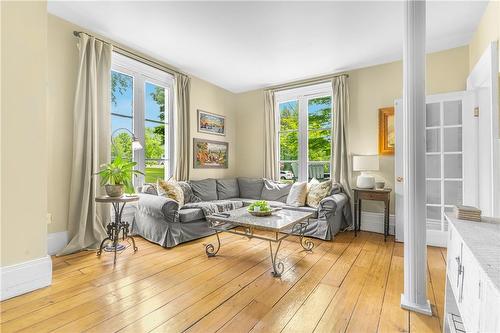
[359,211,396,235]
[0,256,52,301]
[426,229,448,248]
[47,231,68,255]
[360,211,447,247]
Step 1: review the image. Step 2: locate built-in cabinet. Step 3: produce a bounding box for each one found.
[444,214,500,333]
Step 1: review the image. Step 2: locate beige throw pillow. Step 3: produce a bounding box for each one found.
[307,180,332,208]
[158,180,185,206]
[286,181,308,207]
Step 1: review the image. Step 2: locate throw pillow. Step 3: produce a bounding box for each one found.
[141,183,158,195]
[177,181,201,204]
[158,180,185,206]
[261,179,292,203]
[307,180,332,208]
[286,181,308,207]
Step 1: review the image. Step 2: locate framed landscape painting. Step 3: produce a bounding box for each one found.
[193,138,228,169]
[198,110,225,136]
[379,107,395,155]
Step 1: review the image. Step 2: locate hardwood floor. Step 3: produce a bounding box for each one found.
[0,231,447,333]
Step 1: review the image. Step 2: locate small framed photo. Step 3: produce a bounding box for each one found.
[378,107,395,155]
[197,110,225,136]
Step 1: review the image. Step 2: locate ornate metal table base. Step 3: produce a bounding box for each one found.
[205,219,314,278]
[96,199,138,264]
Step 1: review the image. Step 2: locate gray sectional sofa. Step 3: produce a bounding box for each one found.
[131,177,352,248]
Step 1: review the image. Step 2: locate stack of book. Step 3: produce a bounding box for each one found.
[453,205,481,222]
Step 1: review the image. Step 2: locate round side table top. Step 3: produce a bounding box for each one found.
[95,195,140,203]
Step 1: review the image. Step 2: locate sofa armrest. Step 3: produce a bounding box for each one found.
[137,193,179,223]
[319,193,347,214]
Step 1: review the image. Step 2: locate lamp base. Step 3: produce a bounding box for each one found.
[356,173,375,189]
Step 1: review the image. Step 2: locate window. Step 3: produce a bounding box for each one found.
[111,53,174,185]
[276,83,333,183]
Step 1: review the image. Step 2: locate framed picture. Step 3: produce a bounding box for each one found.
[197,110,225,136]
[193,138,228,169]
[379,107,395,155]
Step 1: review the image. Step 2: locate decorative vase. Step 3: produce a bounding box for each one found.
[105,184,124,197]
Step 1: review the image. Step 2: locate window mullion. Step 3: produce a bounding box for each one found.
[298,97,308,182]
[134,75,145,186]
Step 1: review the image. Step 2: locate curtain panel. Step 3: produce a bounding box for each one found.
[332,76,353,228]
[264,90,278,180]
[173,74,191,181]
[59,34,112,255]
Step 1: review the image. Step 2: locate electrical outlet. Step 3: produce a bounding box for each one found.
[46,213,53,225]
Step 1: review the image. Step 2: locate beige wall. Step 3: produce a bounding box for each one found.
[47,15,78,234]
[468,1,499,70]
[46,15,238,233]
[235,46,469,214]
[189,77,237,180]
[1,1,48,266]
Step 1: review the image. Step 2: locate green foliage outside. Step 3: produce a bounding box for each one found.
[279,97,332,176]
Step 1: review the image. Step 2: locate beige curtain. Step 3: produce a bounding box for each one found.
[264,90,278,180]
[332,76,353,226]
[173,73,191,181]
[59,34,112,255]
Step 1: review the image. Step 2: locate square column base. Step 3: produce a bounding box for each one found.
[400,294,433,316]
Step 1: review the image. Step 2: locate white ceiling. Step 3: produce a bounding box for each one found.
[48,1,487,93]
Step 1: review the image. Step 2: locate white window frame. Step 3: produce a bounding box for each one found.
[111,52,175,185]
[275,82,333,182]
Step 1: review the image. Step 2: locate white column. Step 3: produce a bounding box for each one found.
[400,0,432,316]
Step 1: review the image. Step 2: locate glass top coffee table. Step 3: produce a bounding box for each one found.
[205,207,315,277]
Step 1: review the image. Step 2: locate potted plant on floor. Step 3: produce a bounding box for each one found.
[96,155,144,197]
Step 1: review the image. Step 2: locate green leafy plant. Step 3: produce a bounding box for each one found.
[248,200,271,212]
[96,155,144,193]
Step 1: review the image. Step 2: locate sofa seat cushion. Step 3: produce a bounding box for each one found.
[283,205,318,219]
[216,178,240,199]
[178,208,205,223]
[190,179,218,201]
[237,178,264,199]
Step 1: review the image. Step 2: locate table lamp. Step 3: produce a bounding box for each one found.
[353,155,379,189]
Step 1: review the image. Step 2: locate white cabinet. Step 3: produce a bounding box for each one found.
[444,214,500,333]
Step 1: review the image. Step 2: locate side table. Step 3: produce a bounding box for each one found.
[95,195,139,264]
[353,187,392,241]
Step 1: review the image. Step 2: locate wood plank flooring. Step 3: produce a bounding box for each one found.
[0,231,447,333]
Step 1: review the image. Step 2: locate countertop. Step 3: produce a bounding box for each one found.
[445,213,500,293]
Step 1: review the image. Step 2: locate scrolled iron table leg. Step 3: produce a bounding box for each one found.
[299,220,315,251]
[269,238,285,277]
[205,230,221,257]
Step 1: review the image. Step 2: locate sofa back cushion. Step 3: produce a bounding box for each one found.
[189,179,217,201]
[261,179,292,203]
[237,177,264,200]
[216,178,240,199]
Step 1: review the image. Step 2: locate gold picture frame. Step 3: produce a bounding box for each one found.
[379,107,395,155]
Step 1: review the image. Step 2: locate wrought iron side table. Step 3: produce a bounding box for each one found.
[95,195,139,264]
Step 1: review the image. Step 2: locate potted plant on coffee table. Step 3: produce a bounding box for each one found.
[96,155,144,197]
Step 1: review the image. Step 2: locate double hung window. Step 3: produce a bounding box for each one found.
[111,53,174,185]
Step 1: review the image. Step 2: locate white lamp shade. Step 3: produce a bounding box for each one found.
[353,155,379,171]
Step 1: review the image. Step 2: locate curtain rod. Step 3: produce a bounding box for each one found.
[265,72,349,92]
[73,31,187,77]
